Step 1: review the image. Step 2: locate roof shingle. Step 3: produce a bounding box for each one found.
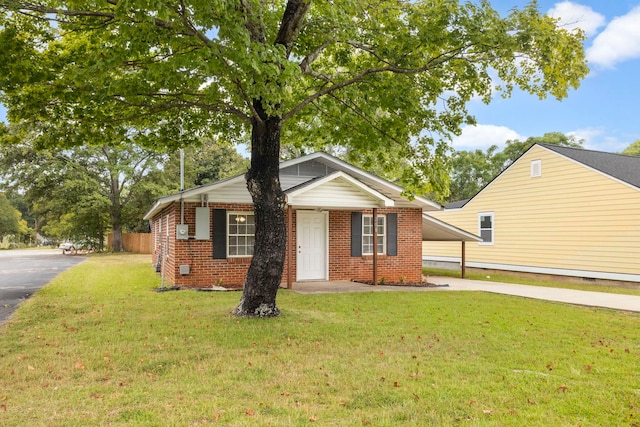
[540,143,640,189]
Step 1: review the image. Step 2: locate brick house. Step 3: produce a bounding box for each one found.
[144,152,477,289]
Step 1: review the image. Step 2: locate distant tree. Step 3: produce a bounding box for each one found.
[448,145,500,202]
[169,142,249,188]
[622,140,640,156]
[0,124,170,250]
[0,192,28,241]
[448,132,584,202]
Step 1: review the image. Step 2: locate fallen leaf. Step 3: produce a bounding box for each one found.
[28,365,35,371]
[74,362,85,370]
[557,385,569,393]
[393,381,399,387]
[483,409,494,414]
[310,415,318,422]
[245,409,255,416]
[585,365,592,372]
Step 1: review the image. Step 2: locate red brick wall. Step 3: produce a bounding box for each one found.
[151,203,423,288]
[328,208,423,284]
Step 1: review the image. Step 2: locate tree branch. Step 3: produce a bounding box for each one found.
[275,0,310,57]
[284,43,475,121]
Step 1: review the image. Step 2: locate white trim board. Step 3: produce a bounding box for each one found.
[422,257,640,283]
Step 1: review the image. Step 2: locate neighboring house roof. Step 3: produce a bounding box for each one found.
[422,214,482,242]
[539,143,640,189]
[443,199,470,209]
[144,151,442,220]
[442,143,640,211]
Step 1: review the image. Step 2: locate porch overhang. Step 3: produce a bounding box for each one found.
[422,214,481,279]
[422,214,482,242]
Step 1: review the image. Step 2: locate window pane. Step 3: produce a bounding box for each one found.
[481,229,492,242]
[480,216,492,229]
[228,213,255,257]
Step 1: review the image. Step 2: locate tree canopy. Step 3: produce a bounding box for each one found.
[0,192,28,244]
[622,140,640,156]
[0,123,246,249]
[0,0,589,316]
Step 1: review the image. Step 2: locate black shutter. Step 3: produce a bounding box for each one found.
[387,213,398,256]
[351,212,362,257]
[212,209,227,259]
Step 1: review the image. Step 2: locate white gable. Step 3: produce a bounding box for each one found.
[287,172,394,209]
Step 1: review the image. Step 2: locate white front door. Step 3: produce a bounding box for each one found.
[296,211,328,281]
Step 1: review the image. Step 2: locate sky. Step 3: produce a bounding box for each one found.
[1,1,639,154]
[454,0,640,153]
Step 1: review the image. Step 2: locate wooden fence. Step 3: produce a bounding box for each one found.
[107,233,153,254]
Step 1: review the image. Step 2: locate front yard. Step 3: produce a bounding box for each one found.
[0,254,638,426]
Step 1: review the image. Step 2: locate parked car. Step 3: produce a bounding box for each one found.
[59,241,95,254]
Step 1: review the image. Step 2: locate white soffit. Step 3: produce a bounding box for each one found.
[422,214,482,242]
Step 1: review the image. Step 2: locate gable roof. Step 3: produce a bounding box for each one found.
[443,143,640,211]
[539,143,640,189]
[144,152,442,220]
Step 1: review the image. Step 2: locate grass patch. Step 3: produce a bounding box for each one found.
[1,254,639,426]
[424,267,640,296]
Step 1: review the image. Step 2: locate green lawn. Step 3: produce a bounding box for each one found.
[1,254,639,426]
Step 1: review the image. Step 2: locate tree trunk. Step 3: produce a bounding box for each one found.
[110,203,125,252]
[111,223,124,252]
[233,111,286,317]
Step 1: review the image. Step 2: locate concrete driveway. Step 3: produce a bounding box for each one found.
[288,276,640,313]
[0,248,87,325]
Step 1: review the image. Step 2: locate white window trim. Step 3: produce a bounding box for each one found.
[362,214,386,255]
[531,159,542,177]
[227,212,255,258]
[478,212,494,246]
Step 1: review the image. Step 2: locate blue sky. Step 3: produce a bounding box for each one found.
[455,0,640,153]
[2,1,639,154]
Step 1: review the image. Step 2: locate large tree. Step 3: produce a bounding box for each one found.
[0,0,588,316]
[0,123,170,250]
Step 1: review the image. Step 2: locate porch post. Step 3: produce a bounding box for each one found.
[287,205,293,289]
[461,241,466,279]
[373,208,378,286]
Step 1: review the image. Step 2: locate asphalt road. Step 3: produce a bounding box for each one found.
[0,248,87,325]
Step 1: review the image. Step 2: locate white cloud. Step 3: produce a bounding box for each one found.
[567,127,629,152]
[548,1,605,37]
[586,6,640,68]
[451,124,524,151]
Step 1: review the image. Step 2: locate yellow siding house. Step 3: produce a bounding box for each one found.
[424,143,640,283]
